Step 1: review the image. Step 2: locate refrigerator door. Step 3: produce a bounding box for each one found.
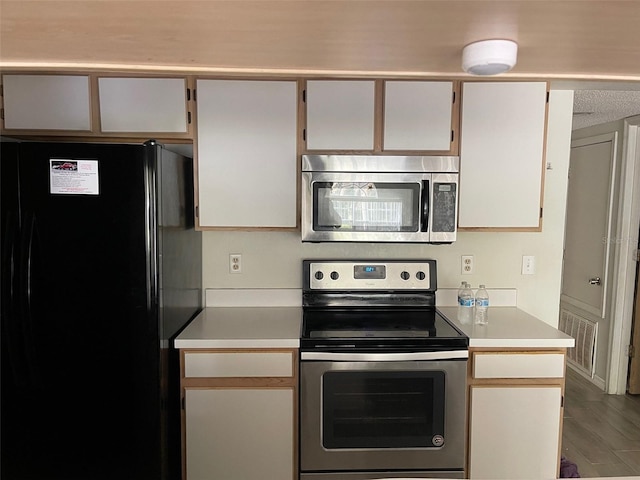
[0,141,183,479]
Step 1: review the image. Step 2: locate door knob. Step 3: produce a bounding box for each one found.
[588,277,601,285]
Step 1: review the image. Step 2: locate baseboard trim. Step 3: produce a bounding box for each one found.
[567,363,606,391]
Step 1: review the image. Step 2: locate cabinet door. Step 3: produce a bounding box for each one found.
[98,77,188,133]
[306,80,375,150]
[384,81,453,151]
[185,388,294,480]
[469,386,562,479]
[196,79,297,228]
[458,82,547,229]
[2,74,91,131]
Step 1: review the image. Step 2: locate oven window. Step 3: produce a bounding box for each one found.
[313,182,420,232]
[322,370,445,449]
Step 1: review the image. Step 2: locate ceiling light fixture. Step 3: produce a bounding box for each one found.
[462,39,518,75]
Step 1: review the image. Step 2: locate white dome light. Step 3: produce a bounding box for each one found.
[462,39,518,75]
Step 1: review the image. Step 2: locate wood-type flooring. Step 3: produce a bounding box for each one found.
[562,367,640,477]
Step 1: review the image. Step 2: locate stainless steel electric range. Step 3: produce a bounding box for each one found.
[299,259,468,480]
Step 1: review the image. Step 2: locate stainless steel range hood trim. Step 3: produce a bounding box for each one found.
[302,155,459,173]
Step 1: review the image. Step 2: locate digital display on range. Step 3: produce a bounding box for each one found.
[354,265,386,279]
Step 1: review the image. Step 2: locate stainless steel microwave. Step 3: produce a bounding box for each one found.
[302,155,459,243]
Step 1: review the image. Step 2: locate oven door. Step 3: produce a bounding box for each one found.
[300,352,467,474]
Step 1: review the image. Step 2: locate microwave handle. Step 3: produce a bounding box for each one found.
[421,180,429,232]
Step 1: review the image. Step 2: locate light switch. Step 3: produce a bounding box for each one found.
[522,255,536,275]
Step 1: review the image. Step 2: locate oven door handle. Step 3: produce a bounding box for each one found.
[300,350,468,361]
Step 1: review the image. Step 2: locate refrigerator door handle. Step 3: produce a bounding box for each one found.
[18,213,41,386]
[1,212,27,385]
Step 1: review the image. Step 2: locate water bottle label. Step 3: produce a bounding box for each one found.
[460,298,475,307]
[476,299,489,307]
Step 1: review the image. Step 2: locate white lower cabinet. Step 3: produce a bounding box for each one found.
[468,386,562,479]
[180,349,297,480]
[185,388,294,480]
[467,349,566,479]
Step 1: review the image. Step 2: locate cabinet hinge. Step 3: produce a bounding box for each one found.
[546,91,550,103]
[187,88,191,101]
[302,89,306,103]
[181,396,185,410]
[451,130,455,142]
[452,91,456,104]
[195,205,199,218]
[0,108,3,120]
[193,89,197,102]
[303,128,306,142]
[540,207,543,218]
[0,84,3,97]
[188,111,192,124]
[561,395,564,407]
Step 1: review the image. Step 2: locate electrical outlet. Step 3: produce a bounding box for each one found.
[461,255,474,275]
[229,254,242,274]
[522,255,536,275]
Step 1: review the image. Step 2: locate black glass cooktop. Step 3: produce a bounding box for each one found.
[301,307,468,352]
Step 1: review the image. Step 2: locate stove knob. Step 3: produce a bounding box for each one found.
[314,271,324,281]
[330,271,339,280]
[416,271,426,280]
[400,271,410,280]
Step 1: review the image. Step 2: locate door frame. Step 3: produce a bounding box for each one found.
[608,115,640,394]
[630,260,640,394]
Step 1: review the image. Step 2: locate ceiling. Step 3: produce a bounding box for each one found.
[572,89,640,130]
[1,0,640,129]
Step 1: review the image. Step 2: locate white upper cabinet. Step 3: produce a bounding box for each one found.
[196,79,298,228]
[305,80,375,151]
[98,77,188,133]
[2,74,91,131]
[383,81,454,151]
[305,80,456,153]
[458,82,548,229]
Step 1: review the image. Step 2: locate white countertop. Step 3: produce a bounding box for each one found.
[175,303,574,350]
[175,307,301,349]
[439,306,575,348]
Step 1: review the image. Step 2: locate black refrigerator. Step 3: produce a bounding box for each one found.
[1,140,202,480]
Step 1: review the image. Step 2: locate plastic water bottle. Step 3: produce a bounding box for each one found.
[459,283,475,325]
[457,282,467,321]
[475,285,489,325]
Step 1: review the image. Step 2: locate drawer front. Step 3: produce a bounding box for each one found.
[184,351,294,378]
[473,353,565,379]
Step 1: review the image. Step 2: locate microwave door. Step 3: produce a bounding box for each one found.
[302,171,434,243]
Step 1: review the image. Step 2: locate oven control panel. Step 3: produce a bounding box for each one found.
[306,260,435,290]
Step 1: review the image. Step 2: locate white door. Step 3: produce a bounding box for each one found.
[468,386,562,479]
[185,388,294,480]
[562,133,617,317]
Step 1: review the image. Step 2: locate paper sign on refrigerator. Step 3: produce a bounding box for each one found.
[50,159,99,195]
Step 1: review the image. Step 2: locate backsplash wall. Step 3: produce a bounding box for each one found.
[201,90,574,328]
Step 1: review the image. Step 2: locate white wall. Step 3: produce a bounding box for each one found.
[201,90,575,327]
